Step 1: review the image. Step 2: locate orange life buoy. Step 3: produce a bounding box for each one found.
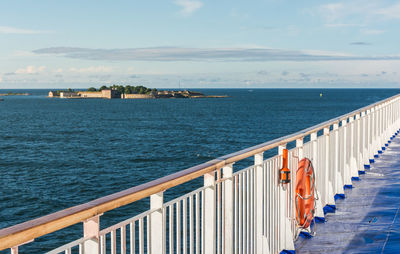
[295,158,315,229]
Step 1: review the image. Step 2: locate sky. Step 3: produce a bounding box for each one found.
[1,0,400,89]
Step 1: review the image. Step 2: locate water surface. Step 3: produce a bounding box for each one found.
[0,88,398,252]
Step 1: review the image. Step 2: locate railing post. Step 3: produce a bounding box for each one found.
[390,101,393,135]
[393,100,397,136]
[323,127,335,206]
[397,99,398,130]
[397,99,398,127]
[370,107,376,160]
[278,145,294,253]
[366,109,372,165]
[333,123,344,196]
[11,246,18,254]
[150,192,164,254]
[355,114,363,174]
[310,132,318,174]
[384,103,388,146]
[378,105,383,153]
[223,164,234,254]
[396,99,399,132]
[375,106,380,155]
[341,119,352,187]
[376,105,382,155]
[349,116,359,180]
[383,103,388,148]
[204,172,216,254]
[396,99,398,132]
[296,138,304,159]
[389,101,392,137]
[310,133,324,219]
[362,111,369,168]
[381,104,385,149]
[375,106,380,156]
[83,215,100,254]
[254,153,269,254]
[388,102,391,142]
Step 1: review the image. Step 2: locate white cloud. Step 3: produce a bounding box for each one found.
[33,46,400,62]
[324,23,364,28]
[0,26,49,34]
[174,0,203,16]
[12,50,36,57]
[376,3,400,19]
[318,3,344,23]
[318,1,400,25]
[69,66,113,73]
[230,8,249,20]
[361,29,385,35]
[15,66,46,74]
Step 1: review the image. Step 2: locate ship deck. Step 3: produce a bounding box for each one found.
[295,136,400,253]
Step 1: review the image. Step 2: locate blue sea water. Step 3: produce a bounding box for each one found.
[0,88,399,253]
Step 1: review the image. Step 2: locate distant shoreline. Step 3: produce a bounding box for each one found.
[48,88,228,99]
[0,93,31,96]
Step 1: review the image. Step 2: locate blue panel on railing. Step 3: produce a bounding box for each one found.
[323,205,336,214]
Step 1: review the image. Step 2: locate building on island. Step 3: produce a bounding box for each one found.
[48,91,57,97]
[123,93,155,99]
[60,92,79,98]
[101,89,121,99]
[77,91,103,98]
[76,89,121,99]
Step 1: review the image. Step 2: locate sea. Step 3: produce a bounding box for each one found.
[0,88,399,253]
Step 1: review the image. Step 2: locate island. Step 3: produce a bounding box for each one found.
[48,85,228,99]
[0,92,31,96]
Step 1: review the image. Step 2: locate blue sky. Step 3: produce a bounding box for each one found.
[1,0,400,88]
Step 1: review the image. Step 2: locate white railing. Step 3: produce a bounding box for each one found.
[1,95,400,254]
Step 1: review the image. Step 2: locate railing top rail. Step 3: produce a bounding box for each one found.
[0,93,399,250]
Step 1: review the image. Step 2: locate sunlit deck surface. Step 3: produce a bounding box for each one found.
[295,136,400,253]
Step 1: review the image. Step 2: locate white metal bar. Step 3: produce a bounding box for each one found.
[217,170,221,254]
[100,235,106,254]
[169,205,174,254]
[238,173,243,254]
[121,226,126,254]
[150,192,163,254]
[246,170,250,254]
[183,198,187,254]
[234,175,239,254]
[177,201,181,254]
[130,222,135,254]
[111,230,116,254]
[223,164,234,254]
[195,192,200,254]
[204,171,216,254]
[189,196,194,254]
[139,219,144,254]
[147,216,150,254]
[255,152,264,254]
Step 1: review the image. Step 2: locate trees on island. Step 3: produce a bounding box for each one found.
[88,85,157,94]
